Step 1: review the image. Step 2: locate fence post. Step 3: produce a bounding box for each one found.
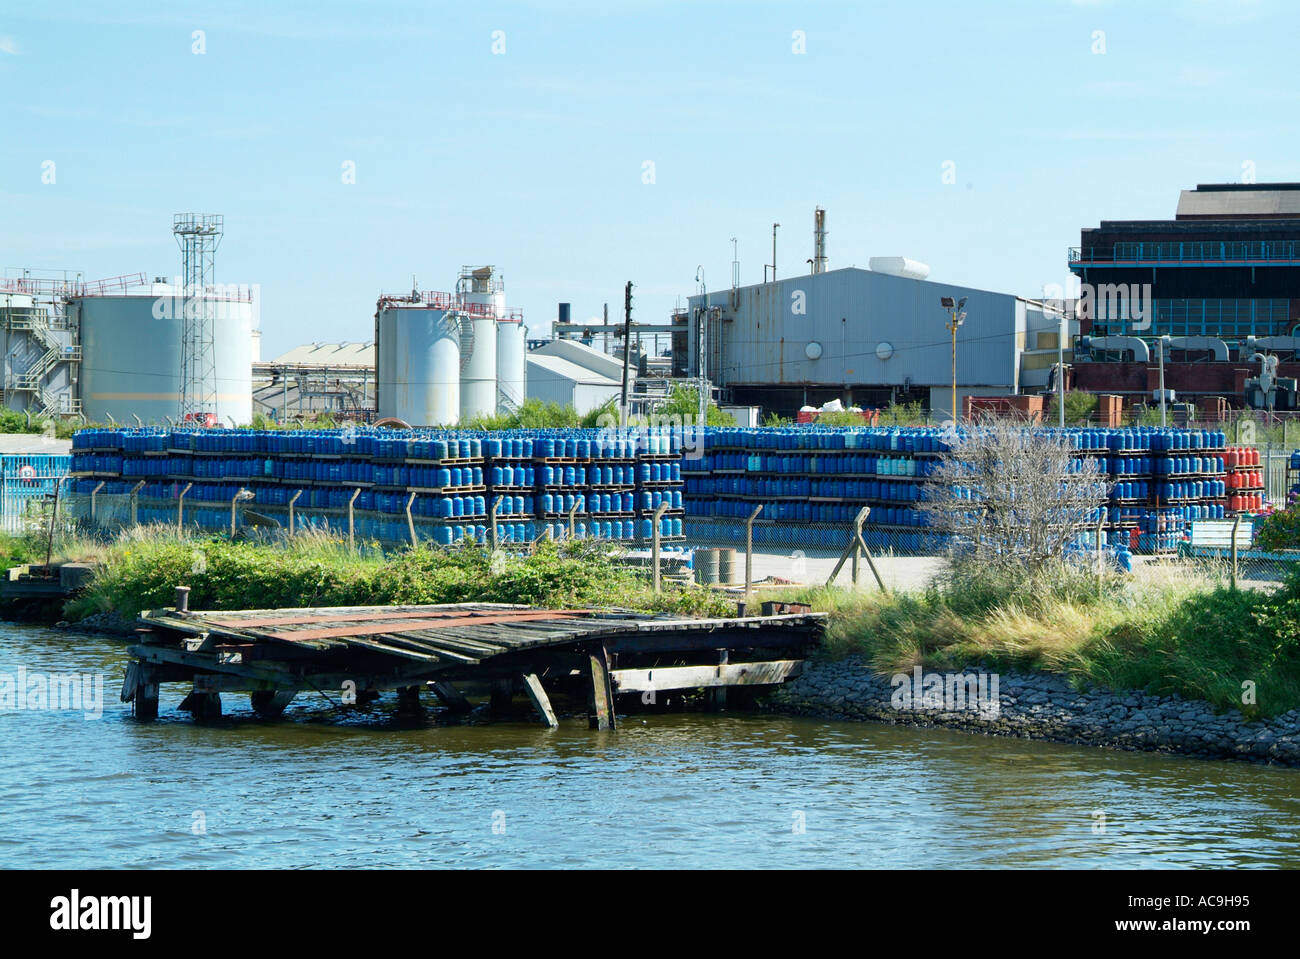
[228,487,243,537]
[826,506,871,588]
[568,501,578,540]
[851,509,868,586]
[176,482,192,534]
[490,495,503,551]
[406,491,419,547]
[288,489,302,537]
[128,480,145,529]
[90,480,105,527]
[745,504,762,601]
[348,488,361,551]
[1230,514,1242,590]
[651,502,668,595]
[1096,513,1106,594]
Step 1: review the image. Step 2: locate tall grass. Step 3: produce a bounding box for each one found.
[57,526,733,622]
[775,558,1300,717]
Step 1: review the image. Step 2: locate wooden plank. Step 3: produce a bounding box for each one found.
[610,660,804,693]
[430,682,473,713]
[258,609,586,643]
[520,672,559,728]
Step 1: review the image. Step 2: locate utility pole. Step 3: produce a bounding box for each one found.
[696,267,708,427]
[940,296,967,423]
[620,282,633,427]
[1057,308,1066,428]
[1158,334,1169,428]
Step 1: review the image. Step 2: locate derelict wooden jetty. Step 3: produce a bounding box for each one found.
[123,598,825,729]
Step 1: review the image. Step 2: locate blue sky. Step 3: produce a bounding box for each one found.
[2,0,1296,356]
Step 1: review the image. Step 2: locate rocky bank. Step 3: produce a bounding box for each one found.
[767,657,1300,767]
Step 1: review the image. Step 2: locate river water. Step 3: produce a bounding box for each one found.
[2,623,1298,868]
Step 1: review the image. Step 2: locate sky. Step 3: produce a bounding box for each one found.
[1,0,1297,358]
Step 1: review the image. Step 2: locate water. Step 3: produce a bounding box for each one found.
[3,623,1298,868]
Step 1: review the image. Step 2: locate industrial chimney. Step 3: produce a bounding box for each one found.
[812,207,827,274]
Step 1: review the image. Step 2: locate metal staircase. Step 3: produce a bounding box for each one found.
[1,301,81,417]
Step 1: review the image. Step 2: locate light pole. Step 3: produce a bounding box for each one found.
[696,266,708,427]
[1057,308,1066,428]
[940,296,967,422]
[771,222,780,283]
[1157,334,1170,428]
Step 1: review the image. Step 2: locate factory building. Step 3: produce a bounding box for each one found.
[684,263,1067,421]
[526,338,630,416]
[253,342,375,421]
[1069,183,1300,409]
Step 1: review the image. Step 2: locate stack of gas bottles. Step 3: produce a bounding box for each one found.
[1224,445,1266,514]
[683,425,1245,554]
[69,427,685,546]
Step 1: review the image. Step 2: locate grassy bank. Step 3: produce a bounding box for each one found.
[0,526,733,622]
[774,561,1300,718]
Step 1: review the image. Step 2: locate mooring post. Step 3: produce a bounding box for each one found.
[175,585,190,613]
[176,482,193,534]
[348,487,360,551]
[1231,514,1242,590]
[129,480,145,528]
[406,491,419,547]
[90,480,105,526]
[745,504,762,600]
[587,644,617,730]
[490,495,503,551]
[288,489,303,537]
[651,502,668,595]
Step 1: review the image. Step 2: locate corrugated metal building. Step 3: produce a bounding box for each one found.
[526,340,628,415]
[686,267,1065,420]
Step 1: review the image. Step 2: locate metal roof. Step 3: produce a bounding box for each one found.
[270,342,376,367]
[526,353,620,386]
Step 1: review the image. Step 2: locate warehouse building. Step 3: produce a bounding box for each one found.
[526,338,629,415]
[684,264,1067,421]
[1069,182,1300,408]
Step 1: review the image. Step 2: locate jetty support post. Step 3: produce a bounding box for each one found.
[176,482,193,534]
[651,502,668,595]
[348,487,361,551]
[288,489,303,537]
[430,682,473,713]
[121,661,160,721]
[128,480,145,529]
[406,491,419,547]
[587,644,617,731]
[521,672,559,728]
[745,504,762,599]
[489,678,514,716]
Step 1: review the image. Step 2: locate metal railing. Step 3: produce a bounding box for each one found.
[1070,241,1300,266]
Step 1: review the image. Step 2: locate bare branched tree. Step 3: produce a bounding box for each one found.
[921,415,1112,570]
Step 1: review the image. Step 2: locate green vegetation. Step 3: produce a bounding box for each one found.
[774,560,1300,718]
[461,399,585,431]
[1046,390,1099,426]
[647,385,736,426]
[877,400,928,427]
[762,412,792,427]
[1256,507,1300,552]
[47,527,731,623]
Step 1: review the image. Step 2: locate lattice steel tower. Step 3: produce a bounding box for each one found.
[173,213,223,421]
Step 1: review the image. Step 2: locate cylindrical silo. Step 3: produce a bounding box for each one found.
[458,267,505,421]
[376,304,460,426]
[495,319,526,412]
[76,287,253,425]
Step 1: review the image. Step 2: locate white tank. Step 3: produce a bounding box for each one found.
[377,305,460,426]
[458,267,505,420]
[868,257,931,281]
[495,319,526,412]
[76,289,253,425]
[460,315,498,420]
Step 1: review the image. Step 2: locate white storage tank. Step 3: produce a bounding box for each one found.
[75,286,254,425]
[496,317,526,412]
[868,257,932,281]
[458,267,504,421]
[376,303,461,426]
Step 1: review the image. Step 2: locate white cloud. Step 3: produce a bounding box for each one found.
[0,36,19,55]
